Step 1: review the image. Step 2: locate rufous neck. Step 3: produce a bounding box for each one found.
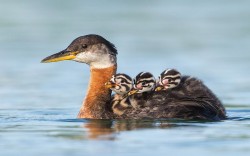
[78,65,117,119]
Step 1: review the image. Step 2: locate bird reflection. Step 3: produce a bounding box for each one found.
[52,119,205,140]
[83,119,175,140]
[83,120,114,140]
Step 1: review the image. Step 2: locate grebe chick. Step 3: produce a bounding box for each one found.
[128,72,156,109]
[155,69,181,91]
[105,73,133,115]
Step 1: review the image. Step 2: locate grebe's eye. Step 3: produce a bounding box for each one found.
[121,80,125,83]
[82,44,87,49]
[142,82,146,85]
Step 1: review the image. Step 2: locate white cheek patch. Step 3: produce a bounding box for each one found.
[73,52,97,64]
[73,51,115,68]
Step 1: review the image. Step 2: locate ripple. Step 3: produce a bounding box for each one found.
[1,0,250,155]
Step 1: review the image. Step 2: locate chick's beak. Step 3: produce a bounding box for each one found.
[105,81,117,89]
[155,86,164,91]
[127,88,139,96]
[41,49,79,63]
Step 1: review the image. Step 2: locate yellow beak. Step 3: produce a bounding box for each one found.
[155,86,164,91]
[104,82,117,89]
[41,49,79,63]
[127,89,139,96]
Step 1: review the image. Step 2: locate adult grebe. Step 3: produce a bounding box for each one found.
[41,34,226,120]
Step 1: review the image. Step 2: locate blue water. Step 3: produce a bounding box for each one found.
[1,0,250,155]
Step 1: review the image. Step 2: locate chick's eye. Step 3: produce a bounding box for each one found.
[82,44,87,49]
[120,80,125,83]
[142,82,146,85]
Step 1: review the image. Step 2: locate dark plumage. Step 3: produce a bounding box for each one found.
[67,34,117,55]
[120,76,226,120]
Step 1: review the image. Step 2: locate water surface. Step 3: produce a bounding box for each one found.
[0,0,250,156]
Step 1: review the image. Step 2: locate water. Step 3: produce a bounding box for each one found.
[1,0,250,155]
